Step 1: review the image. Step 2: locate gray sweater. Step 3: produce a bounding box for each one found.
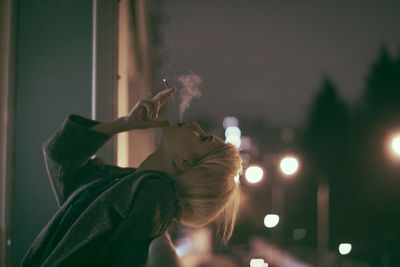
[21,115,178,267]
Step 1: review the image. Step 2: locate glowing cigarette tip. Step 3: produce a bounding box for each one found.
[162,78,170,89]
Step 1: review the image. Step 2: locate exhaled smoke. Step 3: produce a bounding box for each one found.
[178,74,202,122]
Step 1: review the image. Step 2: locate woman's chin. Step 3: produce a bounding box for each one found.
[160,124,177,135]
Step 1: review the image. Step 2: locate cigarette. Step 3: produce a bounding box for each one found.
[162,78,170,89]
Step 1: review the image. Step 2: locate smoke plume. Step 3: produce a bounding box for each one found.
[178,74,202,122]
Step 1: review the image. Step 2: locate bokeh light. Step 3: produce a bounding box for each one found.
[225,126,242,148]
[250,259,268,267]
[245,165,264,184]
[240,136,252,151]
[293,228,306,240]
[264,214,279,228]
[223,116,239,129]
[225,135,241,148]
[338,243,352,255]
[225,126,241,138]
[280,156,299,176]
[386,132,400,162]
[391,135,400,156]
[175,237,193,257]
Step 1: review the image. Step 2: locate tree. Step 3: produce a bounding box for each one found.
[302,77,350,176]
[300,77,353,251]
[350,45,400,265]
[361,46,400,119]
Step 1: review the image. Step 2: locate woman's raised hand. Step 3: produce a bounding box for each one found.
[124,87,177,130]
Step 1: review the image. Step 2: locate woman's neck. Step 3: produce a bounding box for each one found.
[136,148,176,175]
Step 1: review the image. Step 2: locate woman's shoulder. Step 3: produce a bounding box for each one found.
[134,170,177,200]
[106,169,178,219]
[135,169,174,184]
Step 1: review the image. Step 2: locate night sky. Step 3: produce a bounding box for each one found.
[161,0,400,127]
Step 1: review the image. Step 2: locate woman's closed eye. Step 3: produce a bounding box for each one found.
[201,135,213,142]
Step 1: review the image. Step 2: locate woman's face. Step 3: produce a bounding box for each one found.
[161,122,225,163]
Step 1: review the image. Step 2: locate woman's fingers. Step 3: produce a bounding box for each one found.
[125,87,175,129]
[139,100,152,120]
[152,100,160,119]
[153,87,177,107]
[142,87,176,120]
[140,99,160,120]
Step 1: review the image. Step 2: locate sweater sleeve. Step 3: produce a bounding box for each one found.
[43,114,117,206]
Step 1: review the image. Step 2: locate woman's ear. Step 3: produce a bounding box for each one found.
[173,158,192,172]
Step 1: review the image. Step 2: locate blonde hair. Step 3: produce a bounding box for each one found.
[174,143,242,242]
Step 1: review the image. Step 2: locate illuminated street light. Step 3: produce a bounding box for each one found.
[225,126,242,149]
[386,132,400,161]
[225,126,241,138]
[391,135,400,156]
[223,116,238,129]
[225,135,241,148]
[280,156,300,176]
[250,259,268,267]
[245,165,264,184]
[338,243,352,255]
[264,214,279,228]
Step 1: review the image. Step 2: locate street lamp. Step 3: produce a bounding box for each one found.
[250,259,268,267]
[391,135,400,156]
[278,155,329,260]
[386,132,400,162]
[225,126,241,148]
[338,243,352,255]
[263,155,300,243]
[245,165,264,184]
[264,214,280,228]
[279,156,300,177]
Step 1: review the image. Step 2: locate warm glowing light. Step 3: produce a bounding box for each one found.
[223,116,239,129]
[225,135,241,148]
[240,136,252,150]
[338,243,352,255]
[175,238,193,257]
[264,214,279,228]
[387,132,400,161]
[245,165,264,183]
[225,126,241,138]
[280,156,299,176]
[250,259,268,267]
[392,136,400,156]
[224,125,242,148]
[234,175,240,183]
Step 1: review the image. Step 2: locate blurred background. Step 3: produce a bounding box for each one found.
[1,0,400,266]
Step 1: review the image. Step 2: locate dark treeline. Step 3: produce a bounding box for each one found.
[300,45,400,265]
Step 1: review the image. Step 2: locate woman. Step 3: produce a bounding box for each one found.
[21,87,242,267]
